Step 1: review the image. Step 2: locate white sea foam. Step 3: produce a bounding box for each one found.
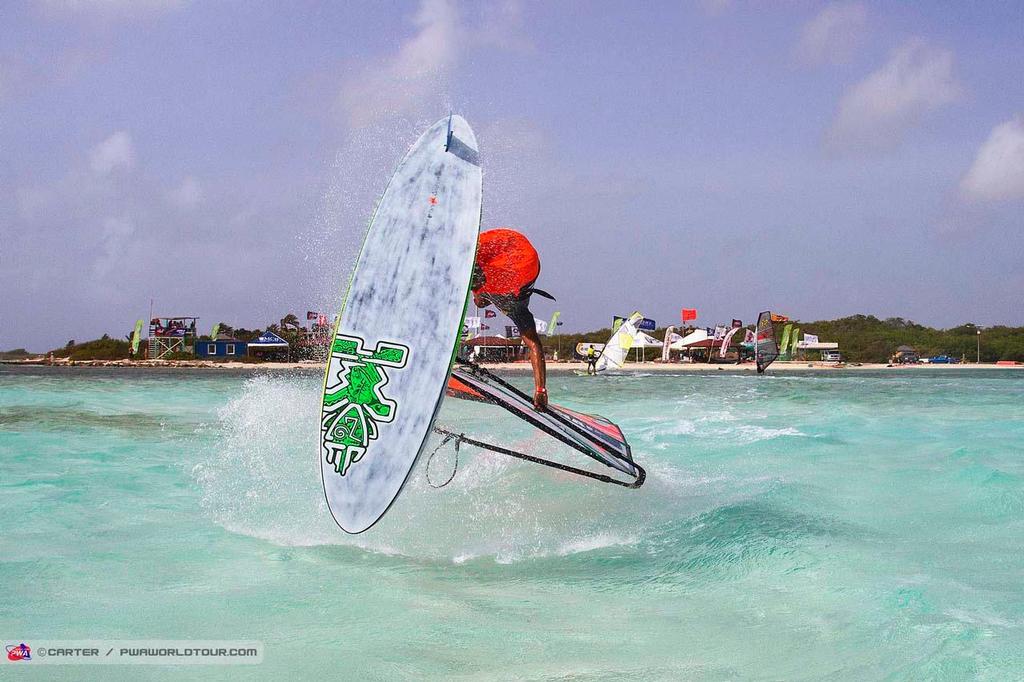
[194,373,680,562]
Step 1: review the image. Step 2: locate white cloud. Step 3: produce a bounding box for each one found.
[94,215,135,277]
[335,0,529,129]
[960,116,1024,202]
[167,176,203,209]
[826,39,961,154]
[797,2,867,65]
[89,130,134,175]
[337,0,460,128]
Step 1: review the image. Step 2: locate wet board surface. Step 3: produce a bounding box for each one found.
[320,115,482,533]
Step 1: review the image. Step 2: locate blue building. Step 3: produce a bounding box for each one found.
[195,339,248,358]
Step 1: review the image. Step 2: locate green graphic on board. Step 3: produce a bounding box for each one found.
[322,335,410,477]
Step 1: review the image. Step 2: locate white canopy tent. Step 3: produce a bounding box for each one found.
[669,328,708,350]
[626,330,662,362]
[634,331,662,348]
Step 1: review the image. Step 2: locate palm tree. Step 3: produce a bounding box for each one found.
[280,313,300,330]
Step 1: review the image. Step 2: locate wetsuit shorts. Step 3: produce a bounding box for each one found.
[478,281,538,335]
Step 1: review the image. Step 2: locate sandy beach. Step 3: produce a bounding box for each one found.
[5,358,1020,372]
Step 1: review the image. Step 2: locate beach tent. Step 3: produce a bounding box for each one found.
[248,330,290,361]
[463,335,524,363]
[669,328,708,350]
[633,331,662,348]
[625,330,662,363]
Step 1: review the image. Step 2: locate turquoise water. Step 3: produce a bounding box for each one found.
[2,366,1023,680]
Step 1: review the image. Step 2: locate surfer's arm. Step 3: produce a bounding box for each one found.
[520,328,547,409]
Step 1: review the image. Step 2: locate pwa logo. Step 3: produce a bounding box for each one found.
[6,643,31,661]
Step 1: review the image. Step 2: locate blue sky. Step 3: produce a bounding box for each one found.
[2,1,1023,350]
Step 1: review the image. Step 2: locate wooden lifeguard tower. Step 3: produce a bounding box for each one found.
[148,316,199,359]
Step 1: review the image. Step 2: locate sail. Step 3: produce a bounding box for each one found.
[210,323,220,341]
[595,312,642,372]
[446,367,640,479]
[755,311,778,374]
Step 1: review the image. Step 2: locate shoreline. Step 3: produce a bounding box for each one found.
[3,358,1021,373]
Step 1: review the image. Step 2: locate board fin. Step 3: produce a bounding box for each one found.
[444,112,479,166]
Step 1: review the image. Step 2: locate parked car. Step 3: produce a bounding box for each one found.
[928,355,960,364]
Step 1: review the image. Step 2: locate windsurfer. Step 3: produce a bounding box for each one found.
[471,228,553,409]
[586,346,598,375]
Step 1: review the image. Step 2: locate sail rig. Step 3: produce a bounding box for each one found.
[595,311,643,372]
[442,360,645,488]
[755,311,779,374]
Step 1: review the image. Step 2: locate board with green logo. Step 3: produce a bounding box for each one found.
[320,115,482,534]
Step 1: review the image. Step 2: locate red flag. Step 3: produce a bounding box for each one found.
[681,308,697,321]
[484,309,496,318]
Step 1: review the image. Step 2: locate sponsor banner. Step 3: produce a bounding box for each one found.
[614,315,656,331]
[732,319,742,328]
[713,325,727,341]
[465,316,481,330]
[534,318,548,335]
[131,319,144,354]
[804,333,819,344]
[720,326,742,357]
[779,324,793,351]
[306,311,318,320]
[484,309,496,318]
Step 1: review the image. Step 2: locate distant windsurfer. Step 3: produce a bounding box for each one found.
[586,346,598,375]
[471,228,554,409]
